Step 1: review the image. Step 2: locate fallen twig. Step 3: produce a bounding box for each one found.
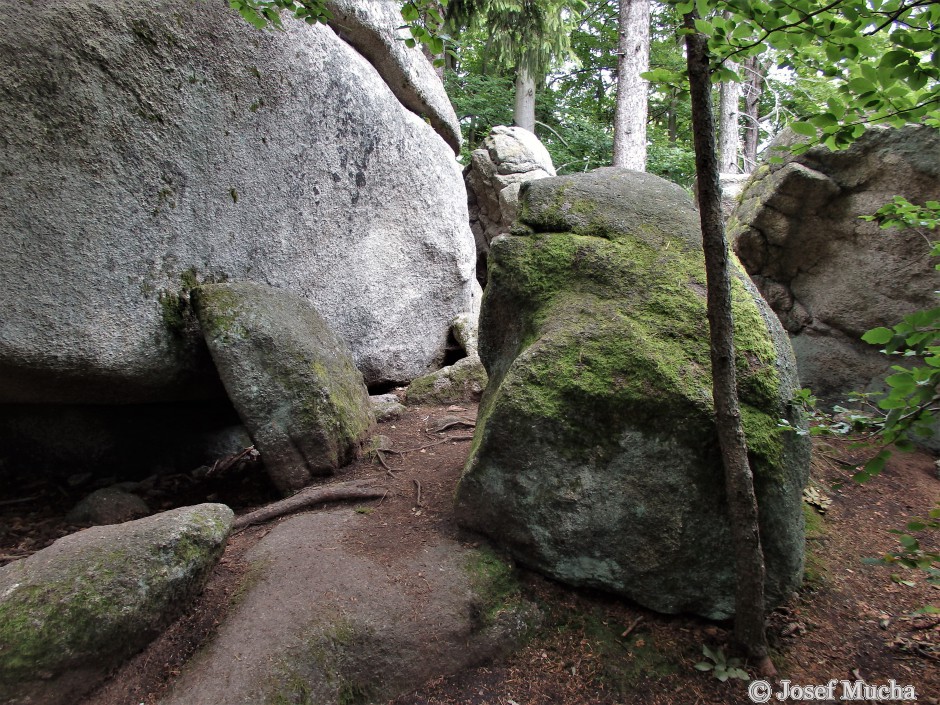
[374,449,398,479]
[206,446,259,479]
[0,496,40,507]
[233,479,388,530]
[621,616,643,639]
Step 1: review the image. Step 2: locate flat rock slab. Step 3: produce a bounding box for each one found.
[160,509,532,705]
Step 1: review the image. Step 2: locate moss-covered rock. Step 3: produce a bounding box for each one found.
[0,503,232,705]
[405,355,488,405]
[193,282,374,494]
[455,168,810,620]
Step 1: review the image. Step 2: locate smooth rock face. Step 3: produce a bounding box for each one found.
[0,504,233,705]
[193,282,374,494]
[730,126,940,401]
[465,126,556,281]
[455,168,810,620]
[325,0,462,152]
[159,509,534,705]
[0,0,476,404]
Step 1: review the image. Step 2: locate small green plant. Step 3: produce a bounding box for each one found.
[866,503,940,614]
[694,645,749,682]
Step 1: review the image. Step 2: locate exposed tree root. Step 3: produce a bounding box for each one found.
[232,479,388,530]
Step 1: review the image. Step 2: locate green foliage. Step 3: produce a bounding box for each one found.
[447,0,585,77]
[666,0,940,150]
[693,645,749,682]
[879,503,940,600]
[228,0,331,29]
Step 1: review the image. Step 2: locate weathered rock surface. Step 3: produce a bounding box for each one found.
[730,126,940,401]
[66,486,150,526]
[465,126,556,282]
[325,0,461,152]
[370,393,406,422]
[159,509,535,705]
[0,504,233,705]
[193,282,373,494]
[406,355,488,404]
[0,0,476,405]
[455,168,810,620]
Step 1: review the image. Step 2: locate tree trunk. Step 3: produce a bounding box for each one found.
[718,62,741,173]
[612,0,650,170]
[683,12,775,677]
[741,56,764,173]
[514,65,536,133]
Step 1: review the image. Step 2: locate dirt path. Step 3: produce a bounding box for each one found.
[3,402,938,704]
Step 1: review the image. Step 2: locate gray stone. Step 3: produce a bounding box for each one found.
[66,487,150,526]
[0,504,233,705]
[325,0,461,152]
[730,125,940,402]
[158,509,535,705]
[465,126,556,280]
[455,168,810,620]
[406,355,488,405]
[193,282,374,494]
[0,0,476,406]
[370,393,406,422]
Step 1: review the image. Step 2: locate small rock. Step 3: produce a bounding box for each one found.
[406,355,487,405]
[66,487,150,526]
[371,393,406,422]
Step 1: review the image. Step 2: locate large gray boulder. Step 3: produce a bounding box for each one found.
[730,126,940,401]
[455,168,810,620]
[0,0,476,405]
[0,504,233,705]
[193,282,374,494]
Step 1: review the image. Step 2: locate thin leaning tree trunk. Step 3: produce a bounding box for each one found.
[683,12,775,677]
[612,0,650,170]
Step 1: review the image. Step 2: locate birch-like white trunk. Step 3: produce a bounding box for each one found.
[612,0,650,171]
[718,63,741,173]
[514,66,536,133]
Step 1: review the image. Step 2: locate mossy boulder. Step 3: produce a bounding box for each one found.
[455,168,810,620]
[405,355,488,405]
[193,282,374,494]
[0,503,232,705]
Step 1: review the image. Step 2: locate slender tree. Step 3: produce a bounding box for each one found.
[612,0,650,170]
[447,0,580,133]
[740,56,764,172]
[683,10,775,676]
[717,61,741,172]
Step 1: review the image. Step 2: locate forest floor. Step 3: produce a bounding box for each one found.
[1,399,939,704]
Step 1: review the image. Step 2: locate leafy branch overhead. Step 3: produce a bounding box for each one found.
[654,0,939,151]
[228,0,451,58]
